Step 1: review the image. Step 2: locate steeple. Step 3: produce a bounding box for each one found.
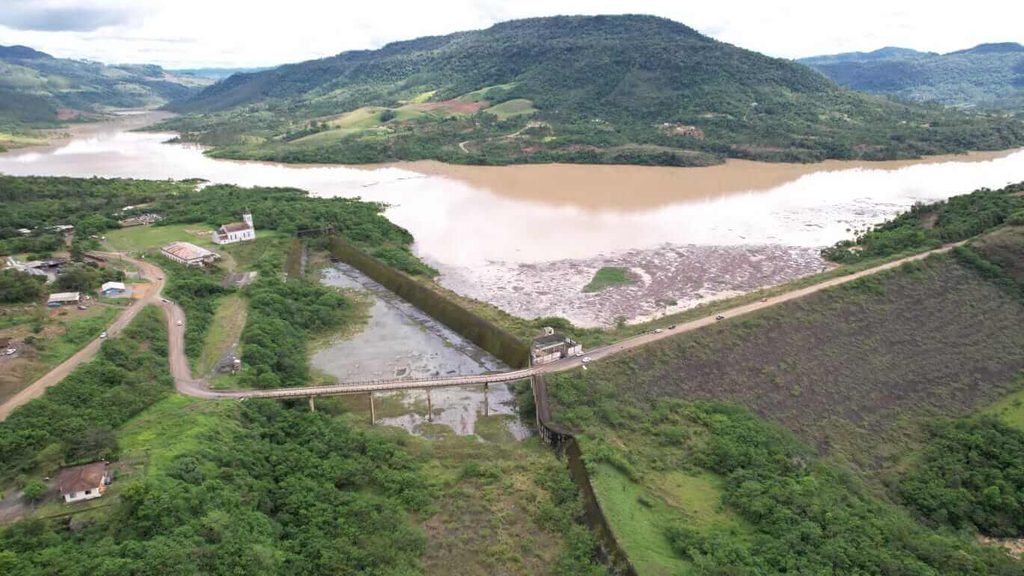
[242,210,253,227]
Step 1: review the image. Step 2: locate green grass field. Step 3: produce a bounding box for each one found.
[583,266,636,293]
[984,373,1024,431]
[217,230,291,271]
[484,98,537,119]
[194,294,247,377]
[118,395,241,479]
[38,306,119,366]
[457,83,516,102]
[104,223,215,253]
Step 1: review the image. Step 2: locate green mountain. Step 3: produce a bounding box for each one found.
[159,15,1024,167]
[0,44,213,127]
[798,43,1024,112]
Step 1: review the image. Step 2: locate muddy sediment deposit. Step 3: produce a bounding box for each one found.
[437,244,826,327]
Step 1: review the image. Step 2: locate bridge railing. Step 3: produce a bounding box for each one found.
[242,368,538,399]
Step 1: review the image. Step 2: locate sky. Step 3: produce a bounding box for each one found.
[0,0,1021,69]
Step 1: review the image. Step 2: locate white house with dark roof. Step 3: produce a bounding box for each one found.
[212,211,256,245]
[59,462,110,504]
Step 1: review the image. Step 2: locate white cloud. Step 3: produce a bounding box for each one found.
[0,0,1020,68]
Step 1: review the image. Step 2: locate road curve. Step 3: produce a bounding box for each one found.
[2,242,964,419]
[194,242,965,401]
[0,253,168,421]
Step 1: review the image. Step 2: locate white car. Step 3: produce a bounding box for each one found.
[654,328,664,334]
[581,356,592,363]
[4,348,16,356]
[99,331,108,339]
[176,320,183,326]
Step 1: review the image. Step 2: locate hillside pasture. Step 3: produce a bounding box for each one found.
[550,254,1024,473]
[484,98,537,119]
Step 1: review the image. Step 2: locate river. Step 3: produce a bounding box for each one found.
[3,112,1023,326]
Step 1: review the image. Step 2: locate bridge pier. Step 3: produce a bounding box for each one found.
[427,391,432,422]
[308,396,315,413]
[369,392,375,425]
[484,383,489,417]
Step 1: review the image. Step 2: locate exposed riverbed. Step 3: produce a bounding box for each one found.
[312,262,527,439]
[3,112,1023,326]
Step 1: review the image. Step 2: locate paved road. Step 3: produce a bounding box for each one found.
[0,253,167,421]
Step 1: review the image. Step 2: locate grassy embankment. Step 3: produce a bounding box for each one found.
[544,229,1024,574]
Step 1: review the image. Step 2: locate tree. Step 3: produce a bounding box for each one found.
[22,479,46,502]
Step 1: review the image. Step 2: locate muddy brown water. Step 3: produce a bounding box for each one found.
[3,112,1023,325]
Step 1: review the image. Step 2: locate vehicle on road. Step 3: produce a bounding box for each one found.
[668,324,676,329]
[575,351,583,357]
[654,328,664,334]
[716,315,725,321]
[161,298,169,303]
[4,348,16,356]
[99,331,108,339]
[581,356,592,363]
[176,320,183,326]
[761,298,768,303]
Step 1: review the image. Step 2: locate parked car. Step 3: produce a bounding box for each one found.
[654,328,664,334]
[581,356,593,363]
[99,331,108,339]
[161,298,169,303]
[761,298,768,303]
[176,320,183,326]
[668,325,677,330]
[716,315,725,321]
[4,348,16,356]
[77,305,88,311]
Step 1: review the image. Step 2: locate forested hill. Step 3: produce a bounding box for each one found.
[0,44,212,127]
[158,15,1024,167]
[798,42,1024,112]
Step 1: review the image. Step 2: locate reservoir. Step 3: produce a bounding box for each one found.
[3,112,1023,326]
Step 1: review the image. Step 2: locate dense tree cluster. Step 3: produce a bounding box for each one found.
[0,400,434,576]
[0,307,170,479]
[53,262,124,292]
[0,269,45,303]
[822,181,1024,263]
[898,417,1024,537]
[240,272,349,388]
[0,176,196,256]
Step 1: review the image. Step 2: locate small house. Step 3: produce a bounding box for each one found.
[17,228,32,236]
[531,327,583,365]
[101,282,126,296]
[161,242,219,267]
[211,211,256,245]
[58,462,110,504]
[47,292,81,307]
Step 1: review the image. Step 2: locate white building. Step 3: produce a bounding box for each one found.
[161,241,219,267]
[47,292,81,306]
[101,281,126,296]
[211,211,256,245]
[59,462,110,504]
[531,327,583,365]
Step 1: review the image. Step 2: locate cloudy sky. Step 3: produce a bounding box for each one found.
[0,0,1021,68]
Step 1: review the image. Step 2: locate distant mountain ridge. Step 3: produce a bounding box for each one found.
[158,15,1024,167]
[798,42,1024,111]
[0,44,213,127]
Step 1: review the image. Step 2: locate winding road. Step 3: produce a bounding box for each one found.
[0,242,963,419]
[0,254,167,421]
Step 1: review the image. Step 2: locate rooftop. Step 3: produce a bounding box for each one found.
[218,222,253,234]
[59,462,107,495]
[48,292,80,303]
[162,241,217,261]
[101,281,126,292]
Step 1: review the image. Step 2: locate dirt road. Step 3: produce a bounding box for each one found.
[0,254,168,421]
[0,242,965,415]
[190,242,965,400]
